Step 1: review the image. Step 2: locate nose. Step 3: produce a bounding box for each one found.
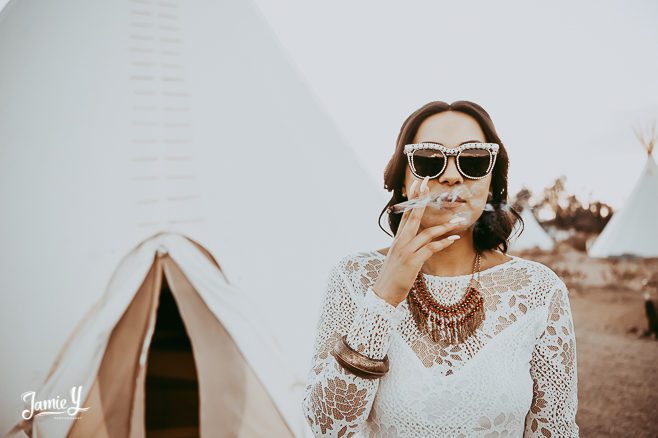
[437,156,464,185]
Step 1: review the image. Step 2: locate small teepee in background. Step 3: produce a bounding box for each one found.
[589,121,658,258]
[509,202,555,252]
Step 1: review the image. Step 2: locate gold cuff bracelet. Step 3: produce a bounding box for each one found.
[331,335,389,379]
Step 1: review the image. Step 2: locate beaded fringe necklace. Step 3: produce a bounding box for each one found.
[406,251,485,345]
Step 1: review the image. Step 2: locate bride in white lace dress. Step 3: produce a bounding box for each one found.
[302,101,578,437]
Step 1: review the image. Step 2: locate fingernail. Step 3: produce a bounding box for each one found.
[420,176,429,193]
[450,217,466,223]
[447,235,461,240]
[410,180,418,193]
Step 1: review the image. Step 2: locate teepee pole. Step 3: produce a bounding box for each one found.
[633,120,656,157]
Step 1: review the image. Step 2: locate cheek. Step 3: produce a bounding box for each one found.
[468,180,492,206]
[403,169,420,194]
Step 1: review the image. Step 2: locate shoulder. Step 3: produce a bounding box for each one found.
[331,248,383,269]
[328,249,384,294]
[511,256,564,283]
[507,255,569,306]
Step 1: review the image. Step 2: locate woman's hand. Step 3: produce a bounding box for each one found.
[373,176,466,307]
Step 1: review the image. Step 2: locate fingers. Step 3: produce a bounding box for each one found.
[398,175,429,243]
[407,218,466,253]
[413,235,461,262]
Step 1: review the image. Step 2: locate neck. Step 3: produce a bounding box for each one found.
[420,226,479,277]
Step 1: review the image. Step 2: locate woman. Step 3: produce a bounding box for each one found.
[301,100,579,437]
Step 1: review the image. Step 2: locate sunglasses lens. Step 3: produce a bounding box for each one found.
[459,149,492,178]
[412,149,445,178]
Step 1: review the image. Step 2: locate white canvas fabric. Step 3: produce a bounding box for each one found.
[509,208,554,252]
[0,0,388,434]
[588,155,658,257]
[4,233,304,437]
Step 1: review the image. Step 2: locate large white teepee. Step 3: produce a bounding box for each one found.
[589,124,658,258]
[509,205,555,252]
[0,0,388,435]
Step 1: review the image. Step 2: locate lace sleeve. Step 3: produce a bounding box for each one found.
[302,259,403,437]
[524,278,579,437]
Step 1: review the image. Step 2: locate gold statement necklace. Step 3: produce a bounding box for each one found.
[406,251,485,345]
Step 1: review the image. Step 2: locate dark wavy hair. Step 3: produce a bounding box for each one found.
[378,100,523,254]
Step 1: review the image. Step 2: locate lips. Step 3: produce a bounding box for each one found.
[435,193,466,203]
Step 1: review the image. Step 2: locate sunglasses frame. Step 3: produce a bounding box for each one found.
[403,142,500,180]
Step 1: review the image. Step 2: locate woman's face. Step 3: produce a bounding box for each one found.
[403,110,493,230]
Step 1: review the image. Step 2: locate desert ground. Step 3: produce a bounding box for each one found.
[513,245,658,438]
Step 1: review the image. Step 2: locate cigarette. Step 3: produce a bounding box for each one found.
[388,192,452,215]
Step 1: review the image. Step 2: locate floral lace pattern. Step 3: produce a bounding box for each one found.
[302,250,579,437]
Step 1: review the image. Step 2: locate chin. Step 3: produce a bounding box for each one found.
[424,209,471,226]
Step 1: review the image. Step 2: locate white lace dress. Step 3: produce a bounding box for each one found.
[302,250,579,437]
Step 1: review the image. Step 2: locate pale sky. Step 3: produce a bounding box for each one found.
[2,0,656,208]
[252,0,658,209]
